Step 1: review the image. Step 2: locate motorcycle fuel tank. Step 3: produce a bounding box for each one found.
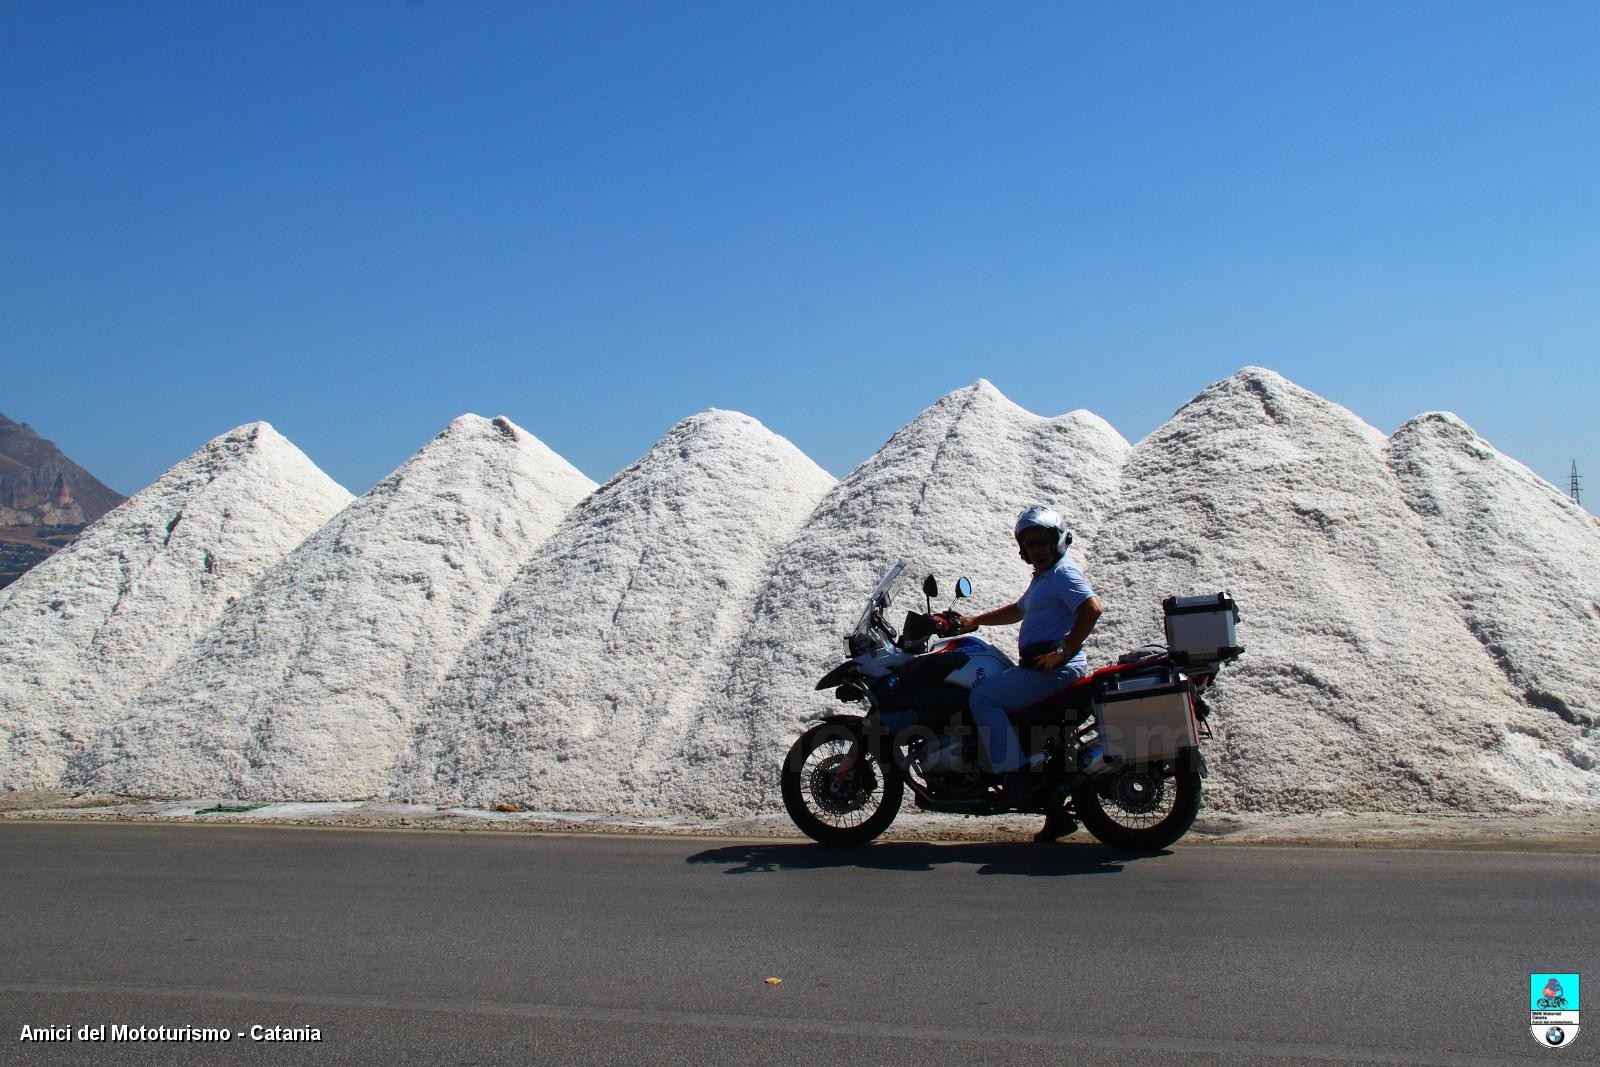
[928,636,1013,690]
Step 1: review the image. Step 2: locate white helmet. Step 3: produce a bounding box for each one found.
[1014,505,1072,560]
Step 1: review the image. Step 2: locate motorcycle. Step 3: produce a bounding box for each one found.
[780,560,1241,852]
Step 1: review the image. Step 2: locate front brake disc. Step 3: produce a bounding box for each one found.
[809,754,877,816]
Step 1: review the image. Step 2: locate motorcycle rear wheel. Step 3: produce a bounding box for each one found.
[1071,763,1201,852]
[781,722,903,846]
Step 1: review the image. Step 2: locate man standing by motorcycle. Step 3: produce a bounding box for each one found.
[955,506,1102,797]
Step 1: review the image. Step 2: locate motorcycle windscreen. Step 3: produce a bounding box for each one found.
[851,560,907,637]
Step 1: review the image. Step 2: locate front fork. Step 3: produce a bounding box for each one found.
[809,715,887,795]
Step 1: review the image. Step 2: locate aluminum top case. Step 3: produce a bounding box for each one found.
[1162,592,1243,666]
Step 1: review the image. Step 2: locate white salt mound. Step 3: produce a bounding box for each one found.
[70,415,595,800]
[396,410,834,812]
[1387,412,1600,773]
[15,371,1593,822]
[661,379,1131,816]
[1087,368,1598,815]
[0,423,352,790]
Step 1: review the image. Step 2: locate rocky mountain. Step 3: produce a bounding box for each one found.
[0,412,124,525]
[0,411,127,589]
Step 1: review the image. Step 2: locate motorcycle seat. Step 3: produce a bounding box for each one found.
[1007,659,1151,724]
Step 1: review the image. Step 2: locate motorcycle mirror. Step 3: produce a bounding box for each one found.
[955,577,972,599]
[922,574,939,599]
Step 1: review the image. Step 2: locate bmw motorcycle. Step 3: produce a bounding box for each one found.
[780,561,1239,852]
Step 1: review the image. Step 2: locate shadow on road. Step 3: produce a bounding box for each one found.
[686,840,1164,876]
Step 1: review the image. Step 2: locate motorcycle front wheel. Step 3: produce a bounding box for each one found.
[780,721,903,846]
[1071,763,1202,852]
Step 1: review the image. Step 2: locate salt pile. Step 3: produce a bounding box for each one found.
[1086,368,1597,814]
[0,423,351,790]
[660,380,1131,815]
[395,410,834,812]
[1386,412,1600,774]
[70,415,595,800]
[8,371,1594,822]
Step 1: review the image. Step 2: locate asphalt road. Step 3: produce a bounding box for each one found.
[1,823,1594,1066]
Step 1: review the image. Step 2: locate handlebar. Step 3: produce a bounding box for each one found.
[893,611,966,649]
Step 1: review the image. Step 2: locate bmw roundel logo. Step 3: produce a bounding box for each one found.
[1546,1027,1566,1046]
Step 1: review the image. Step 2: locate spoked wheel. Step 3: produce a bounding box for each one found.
[781,722,902,846]
[1071,762,1202,852]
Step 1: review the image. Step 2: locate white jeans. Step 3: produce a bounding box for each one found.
[968,663,1086,773]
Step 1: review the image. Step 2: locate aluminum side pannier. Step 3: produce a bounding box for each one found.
[1094,667,1200,764]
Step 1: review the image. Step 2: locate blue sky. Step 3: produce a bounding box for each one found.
[3,1,1596,507]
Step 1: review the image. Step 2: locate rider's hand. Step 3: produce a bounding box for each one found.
[1035,649,1069,672]
[957,614,978,634]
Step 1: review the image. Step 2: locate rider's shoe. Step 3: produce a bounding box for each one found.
[1033,810,1079,843]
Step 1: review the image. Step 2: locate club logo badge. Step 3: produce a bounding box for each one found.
[1531,973,1580,1049]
